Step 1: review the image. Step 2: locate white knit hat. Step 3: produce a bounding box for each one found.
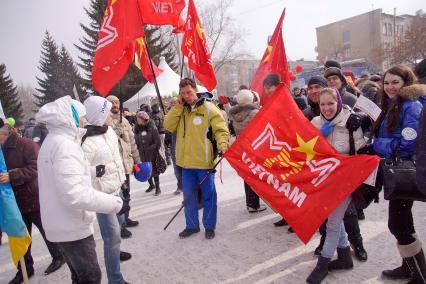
[235,89,254,105]
[84,96,112,126]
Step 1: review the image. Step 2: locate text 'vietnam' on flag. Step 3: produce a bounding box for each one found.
[181,0,217,91]
[92,0,145,96]
[0,148,31,266]
[250,9,290,105]
[138,0,185,26]
[224,84,380,244]
[134,37,163,83]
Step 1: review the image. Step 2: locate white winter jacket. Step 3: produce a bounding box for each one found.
[36,96,123,242]
[82,127,126,194]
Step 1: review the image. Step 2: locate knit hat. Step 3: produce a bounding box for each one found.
[307,76,328,88]
[235,89,254,105]
[84,96,112,126]
[137,111,150,120]
[106,95,119,103]
[324,67,348,85]
[324,60,341,69]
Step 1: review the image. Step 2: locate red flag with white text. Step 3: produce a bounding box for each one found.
[92,0,145,96]
[138,0,185,26]
[181,0,217,91]
[134,37,163,83]
[224,84,380,244]
[250,9,290,105]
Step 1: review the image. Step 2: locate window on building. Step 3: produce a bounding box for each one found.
[342,31,350,43]
[387,23,393,36]
[382,24,387,35]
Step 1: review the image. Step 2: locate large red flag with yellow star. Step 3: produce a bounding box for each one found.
[250,9,290,105]
[224,84,380,244]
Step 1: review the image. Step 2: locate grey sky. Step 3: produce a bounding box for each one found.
[0,0,424,87]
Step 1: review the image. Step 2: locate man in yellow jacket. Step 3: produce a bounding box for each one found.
[164,78,230,240]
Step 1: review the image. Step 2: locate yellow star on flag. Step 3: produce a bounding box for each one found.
[262,45,273,63]
[292,133,322,161]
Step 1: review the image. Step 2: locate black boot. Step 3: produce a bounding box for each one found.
[44,256,65,275]
[351,241,368,262]
[9,268,35,284]
[382,260,410,280]
[398,241,426,284]
[273,218,287,227]
[145,178,155,193]
[314,235,326,256]
[154,176,161,196]
[306,256,331,284]
[328,246,354,270]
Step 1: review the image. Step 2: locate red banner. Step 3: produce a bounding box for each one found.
[92,0,145,96]
[138,0,185,26]
[250,9,290,104]
[134,37,163,83]
[224,84,380,244]
[181,0,217,91]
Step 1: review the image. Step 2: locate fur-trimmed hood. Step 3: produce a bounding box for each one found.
[398,84,426,101]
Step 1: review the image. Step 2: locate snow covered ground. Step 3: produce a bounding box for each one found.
[1,161,425,284]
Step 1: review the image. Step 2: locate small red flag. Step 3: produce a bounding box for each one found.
[134,37,163,83]
[250,9,290,105]
[224,84,380,244]
[92,0,145,96]
[181,0,217,91]
[138,0,185,26]
[172,16,185,34]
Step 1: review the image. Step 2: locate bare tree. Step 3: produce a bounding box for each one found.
[17,84,37,120]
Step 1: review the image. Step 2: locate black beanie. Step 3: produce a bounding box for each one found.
[324,67,347,85]
[324,60,341,69]
[307,76,328,87]
[415,59,426,78]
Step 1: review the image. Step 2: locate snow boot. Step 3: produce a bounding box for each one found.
[328,246,354,271]
[145,177,155,193]
[306,256,331,284]
[382,260,410,280]
[398,241,426,284]
[154,176,161,196]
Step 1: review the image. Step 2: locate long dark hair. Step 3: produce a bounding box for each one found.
[374,65,417,136]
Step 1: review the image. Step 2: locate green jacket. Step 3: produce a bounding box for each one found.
[164,99,230,169]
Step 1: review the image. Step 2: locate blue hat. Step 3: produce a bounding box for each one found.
[134,162,152,182]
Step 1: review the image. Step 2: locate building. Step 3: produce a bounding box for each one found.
[215,59,259,97]
[316,9,414,72]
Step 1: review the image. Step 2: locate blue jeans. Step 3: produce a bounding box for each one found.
[321,196,352,259]
[96,213,125,284]
[182,168,217,230]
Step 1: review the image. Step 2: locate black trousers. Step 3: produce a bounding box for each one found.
[121,174,131,224]
[244,182,260,209]
[388,199,416,245]
[56,235,101,284]
[18,211,62,271]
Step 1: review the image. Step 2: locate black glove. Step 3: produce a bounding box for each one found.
[118,198,130,215]
[357,143,374,155]
[346,113,362,132]
[95,165,106,177]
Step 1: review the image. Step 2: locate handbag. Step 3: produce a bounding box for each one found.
[380,142,426,201]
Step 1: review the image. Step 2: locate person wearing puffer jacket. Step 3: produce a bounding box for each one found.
[361,65,426,283]
[36,96,129,284]
[307,87,366,284]
[81,96,131,284]
[229,89,266,213]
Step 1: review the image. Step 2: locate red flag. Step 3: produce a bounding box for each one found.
[250,9,290,104]
[92,0,145,96]
[172,16,185,34]
[138,0,185,26]
[134,37,163,83]
[224,84,380,244]
[181,0,217,91]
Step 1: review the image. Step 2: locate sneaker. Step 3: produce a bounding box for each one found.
[179,228,200,239]
[121,228,132,239]
[273,219,288,227]
[205,229,215,239]
[174,188,182,195]
[120,251,132,262]
[125,218,139,228]
[247,204,267,213]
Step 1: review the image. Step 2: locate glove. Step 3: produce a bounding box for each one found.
[218,96,230,105]
[319,121,333,138]
[95,165,106,177]
[357,143,374,155]
[117,198,130,215]
[346,113,362,132]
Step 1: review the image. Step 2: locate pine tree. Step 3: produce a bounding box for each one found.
[58,45,86,102]
[75,0,179,101]
[34,31,61,107]
[0,64,24,120]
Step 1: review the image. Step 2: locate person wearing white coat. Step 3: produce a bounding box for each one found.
[36,96,129,284]
[82,96,130,284]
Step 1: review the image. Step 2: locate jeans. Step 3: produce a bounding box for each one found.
[97,213,125,284]
[56,235,101,284]
[388,199,416,245]
[321,196,352,259]
[18,211,62,271]
[244,182,260,209]
[182,168,217,230]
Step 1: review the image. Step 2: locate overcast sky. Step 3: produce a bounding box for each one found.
[0,0,424,87]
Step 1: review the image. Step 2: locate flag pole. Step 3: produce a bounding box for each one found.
[180,55,185,79]
[19,258,29,284]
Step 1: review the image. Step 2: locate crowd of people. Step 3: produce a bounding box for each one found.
[1,59,426,284]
